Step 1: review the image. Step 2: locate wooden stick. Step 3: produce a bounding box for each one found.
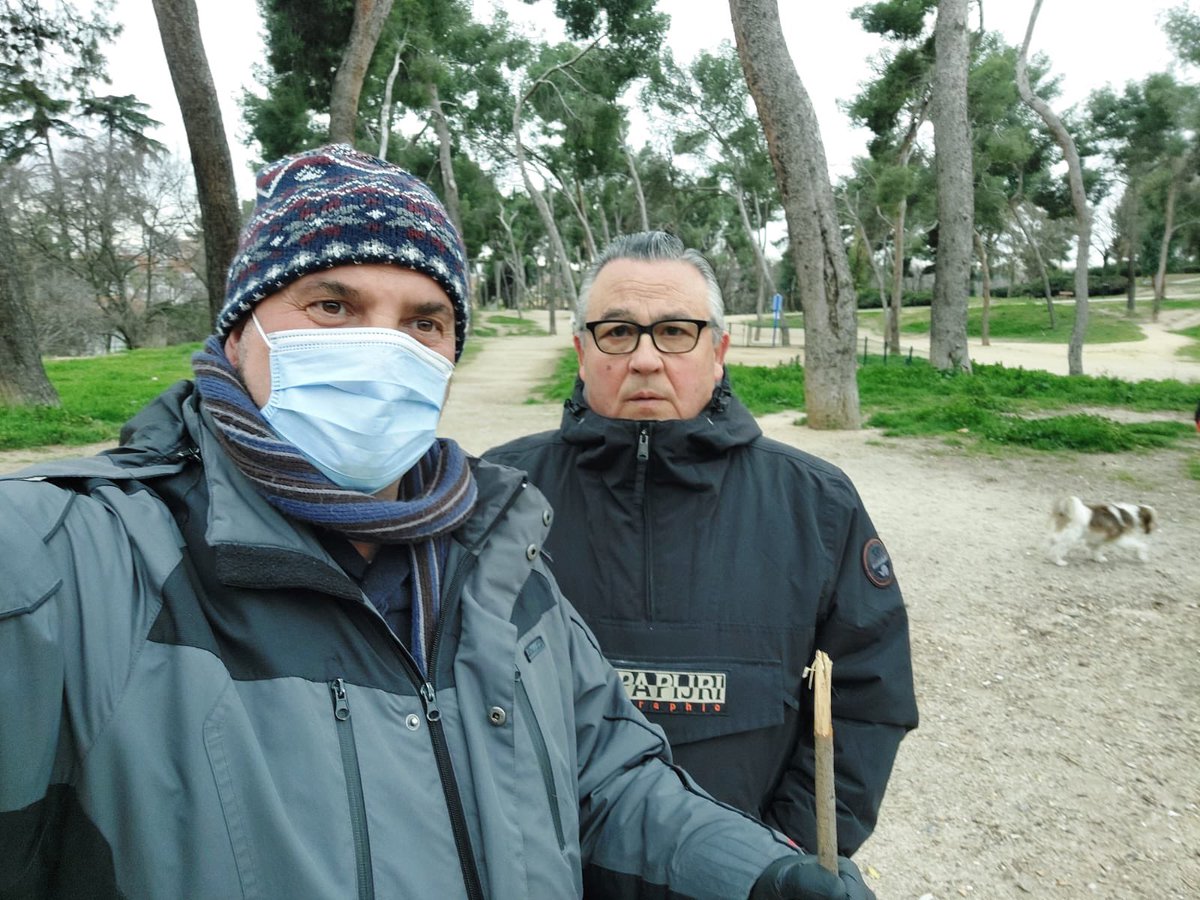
[808,650,838,874]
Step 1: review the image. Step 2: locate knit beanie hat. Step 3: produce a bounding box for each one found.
[217,144,470,360]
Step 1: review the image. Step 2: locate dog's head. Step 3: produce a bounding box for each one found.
[1137,505,1158,535]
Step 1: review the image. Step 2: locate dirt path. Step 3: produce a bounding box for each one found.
[3,313,1199,898]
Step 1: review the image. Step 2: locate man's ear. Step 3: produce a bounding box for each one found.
[574,334,586,381]
[713,329,731,381]
[223,319,252,368]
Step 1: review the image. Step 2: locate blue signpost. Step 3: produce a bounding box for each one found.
[771,293,783,347]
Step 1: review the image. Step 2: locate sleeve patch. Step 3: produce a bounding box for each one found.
[862,537,895,588]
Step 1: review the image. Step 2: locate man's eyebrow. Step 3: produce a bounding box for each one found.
[298,282,451,316]
[593,307,694,321]
[412,298,454,316]
[303,279,358,299]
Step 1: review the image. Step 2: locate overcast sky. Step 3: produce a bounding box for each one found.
[99,0,1186,201]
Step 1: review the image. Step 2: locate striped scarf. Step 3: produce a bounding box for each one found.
[192,336,478,675]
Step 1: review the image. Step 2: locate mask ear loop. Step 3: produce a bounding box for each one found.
[250,312,273,349]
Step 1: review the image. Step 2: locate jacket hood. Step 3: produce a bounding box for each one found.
[559,374,762,488]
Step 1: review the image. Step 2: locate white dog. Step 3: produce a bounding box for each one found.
[1047,496,1158,566]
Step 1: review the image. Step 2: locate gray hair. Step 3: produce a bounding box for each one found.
[575,231,725,341]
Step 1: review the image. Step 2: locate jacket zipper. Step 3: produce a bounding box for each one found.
[350,477,527,900]
[514,670,566,850]
[329,678,375,900]
[421,553,487,900]
[636,424,655,621]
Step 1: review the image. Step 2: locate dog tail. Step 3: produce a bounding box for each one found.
[1050,495,1077,529]
[1052,495,1076,517]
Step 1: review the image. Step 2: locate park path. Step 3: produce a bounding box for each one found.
[437,324,571,455]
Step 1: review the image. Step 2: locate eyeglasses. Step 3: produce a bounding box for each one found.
[584,318,710,355]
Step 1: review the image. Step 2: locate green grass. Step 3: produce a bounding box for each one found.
[1188,453,1200,481]
[529,349,1196,456]
[528,349,580,404]
[730,358,1197,454]
[857,295,1200,344]
[475,313,547,337]
[1175,324,1200,362]
[2,344,200,449]
[893,298,1146,343]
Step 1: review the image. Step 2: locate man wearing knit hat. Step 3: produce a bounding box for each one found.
[0,145,871,900]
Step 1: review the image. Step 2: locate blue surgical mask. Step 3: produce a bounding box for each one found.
[252,314,454,493]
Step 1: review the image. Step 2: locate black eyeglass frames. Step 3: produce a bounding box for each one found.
[584,318,711,355]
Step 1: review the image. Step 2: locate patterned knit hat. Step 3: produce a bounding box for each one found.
[217,144,470,359]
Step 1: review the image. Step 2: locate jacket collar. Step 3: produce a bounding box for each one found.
[558,375,761,487]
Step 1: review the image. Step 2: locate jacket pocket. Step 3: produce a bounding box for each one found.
[514,669,566,851]
[608,656,786,747]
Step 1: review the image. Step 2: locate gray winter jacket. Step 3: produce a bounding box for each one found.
[0,382,795,899]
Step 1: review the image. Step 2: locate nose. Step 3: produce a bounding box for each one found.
[627,331,664,372]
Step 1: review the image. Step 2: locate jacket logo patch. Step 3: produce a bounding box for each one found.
[616,667,727,715]
[862,537,895,588]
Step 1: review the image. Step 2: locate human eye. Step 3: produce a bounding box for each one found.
[308,299,349,321]
[657,321,689,337]
[599,321,635,339]
[402,314,451,346]
[413,318,438,333]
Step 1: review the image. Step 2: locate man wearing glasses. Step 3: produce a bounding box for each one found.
[485,231,918,863]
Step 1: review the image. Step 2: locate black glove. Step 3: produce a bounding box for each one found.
[748,853,875,900]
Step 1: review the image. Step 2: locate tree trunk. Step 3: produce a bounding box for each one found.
[729,0,860,429]
[151,0,242,327]
[1126,245,1137,312]
[886,101,927,355]
[888,200,906,353]
[734,185,769,318]
[377,44,403,158]
[498,207,526,314]
[0,195,60,406]
[1016,0,1092,374]
[329,0,394,145]
[625,144,650,231]
[1124,186,1139,314]
[842,194,888,305]
[557,175,596,261]
[1152,159,1183,321]
[974,230,991,346]
[428,83,463,235]
[753,188,789,344]
[1010,199,1056,328]
[930,0,973,372]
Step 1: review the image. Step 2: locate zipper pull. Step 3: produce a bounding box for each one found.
[637,426,649,461]
[419,682,442,723]
[330,678,350,721]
